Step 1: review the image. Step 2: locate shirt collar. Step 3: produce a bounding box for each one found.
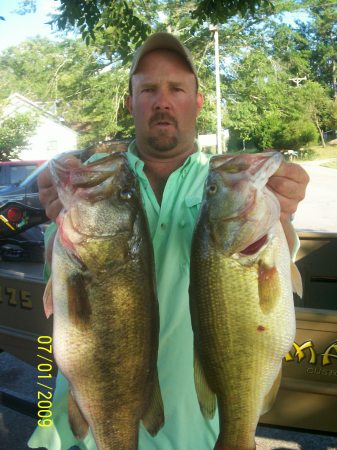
[127,139,203,176]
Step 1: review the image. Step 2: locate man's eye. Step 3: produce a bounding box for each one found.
[142,87,154,93]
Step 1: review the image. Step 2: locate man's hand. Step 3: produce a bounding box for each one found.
[267,161,310,222]
[38,156,80,222]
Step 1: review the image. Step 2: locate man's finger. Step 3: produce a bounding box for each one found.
[273,161,310,184]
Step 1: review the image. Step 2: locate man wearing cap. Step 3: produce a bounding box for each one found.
[29,32,309,450]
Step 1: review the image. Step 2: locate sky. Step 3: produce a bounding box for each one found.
[0,0,61,52]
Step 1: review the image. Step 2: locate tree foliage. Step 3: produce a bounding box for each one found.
[0,113,37,160]
[52,0,273,60]
[2,0,337,151]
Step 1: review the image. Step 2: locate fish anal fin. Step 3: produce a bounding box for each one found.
[291,262,303,298]
[261,368,282,416]
[68,388,89,440]
[258,262,281,314]
[142,369,164,436]
[43,277,53,319]
[194,346,216,419]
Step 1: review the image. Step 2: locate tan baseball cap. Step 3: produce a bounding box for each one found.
[129,32,199,93]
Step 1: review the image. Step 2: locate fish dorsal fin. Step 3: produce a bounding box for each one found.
[43,277,53,319]
[142,368,165,436]
[68,388,89,440]
[261,368,282,416]
[193,346,217,419]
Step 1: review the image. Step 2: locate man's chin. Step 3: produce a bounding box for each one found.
[147,136,178,152]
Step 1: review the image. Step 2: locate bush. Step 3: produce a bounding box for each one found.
[273,120,319,149]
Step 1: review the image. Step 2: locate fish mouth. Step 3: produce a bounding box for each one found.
[240,234,268,255]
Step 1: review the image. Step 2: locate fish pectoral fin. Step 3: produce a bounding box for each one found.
[258,262,281,314]
[282,217,300,261]
[142,369,165,436]
[67,272,92,328]
[194,347,216,419]
[43,277,53,319]
[68,388,89,440]
[291,262,303,298]
[261,368,282,416]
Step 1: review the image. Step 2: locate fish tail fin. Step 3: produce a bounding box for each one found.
[142,369,164,436]
[43,277,53,318]
[194,347,216,419]
[261,368,282,416]
[68,388,89,440]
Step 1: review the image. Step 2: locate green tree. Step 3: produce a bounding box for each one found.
[0,113,36,160]
[296,0,337,100]
[0,38,134,147]
[49,0,273,60]
[7,0,336,151]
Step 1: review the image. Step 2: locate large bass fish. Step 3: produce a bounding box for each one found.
[43,153,164,450]
[190,152,302,450]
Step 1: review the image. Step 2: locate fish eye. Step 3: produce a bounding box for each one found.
[119,188,134,200]
[207,184,218,195]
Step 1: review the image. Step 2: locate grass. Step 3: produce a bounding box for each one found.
[297,144,337,162]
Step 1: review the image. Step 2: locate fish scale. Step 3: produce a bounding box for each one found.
[190,152,301,450]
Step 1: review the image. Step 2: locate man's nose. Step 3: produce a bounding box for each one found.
[153,89,170,110]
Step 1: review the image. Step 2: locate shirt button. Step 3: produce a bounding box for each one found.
[160,223,167,230]
[179,220,186,228]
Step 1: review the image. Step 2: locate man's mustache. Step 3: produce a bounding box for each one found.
[149,113,178,127]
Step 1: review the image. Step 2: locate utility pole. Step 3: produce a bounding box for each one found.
[209,24,222,154]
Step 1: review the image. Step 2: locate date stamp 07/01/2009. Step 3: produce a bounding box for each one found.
[36,335,54,427]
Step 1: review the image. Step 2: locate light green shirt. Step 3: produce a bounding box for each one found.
[28,141,219,450]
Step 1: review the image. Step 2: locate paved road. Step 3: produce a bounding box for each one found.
[293,160,337,233]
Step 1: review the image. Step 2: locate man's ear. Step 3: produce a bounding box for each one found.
[125,95,133,114]
[196,92,204,115]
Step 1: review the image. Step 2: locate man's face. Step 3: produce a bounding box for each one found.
[126,49,204,158]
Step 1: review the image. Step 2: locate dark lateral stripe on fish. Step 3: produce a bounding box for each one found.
[67,272,92,327]
[240,234,268,255]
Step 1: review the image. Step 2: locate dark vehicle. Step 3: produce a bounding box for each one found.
[0,149,91,262]
[0,162,50,262]
[0,201,47,262]
[0,160,46,189]
[0,224,45,262]
[0,161,48,211]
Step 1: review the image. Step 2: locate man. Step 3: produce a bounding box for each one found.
[29,32,309,450]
